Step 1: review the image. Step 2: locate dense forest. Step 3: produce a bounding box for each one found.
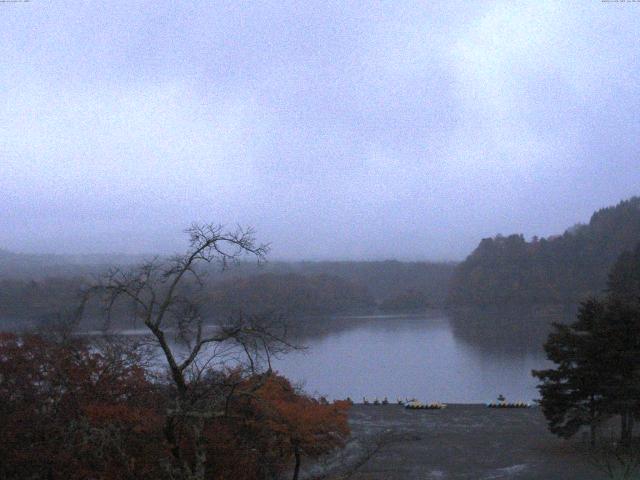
[0,253,455,328]
[0,249,145,279]
[0,273,374,328]
[201,260,455,310]
[0,276,85,326]
[280,261,455,307]
[447,197,640,306]
[206,273,375,317]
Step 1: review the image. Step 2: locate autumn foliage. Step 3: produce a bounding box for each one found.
[0,333,164,479]
[213,375,350,479]
[0,333,350,480]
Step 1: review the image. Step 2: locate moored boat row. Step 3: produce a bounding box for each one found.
[357,397,448,409]
[486,401,530,408]
[405,401,447,410]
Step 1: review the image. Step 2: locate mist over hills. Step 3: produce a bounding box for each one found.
[2,196,639,325]
[0,250,146,279]
[0,251,456,327]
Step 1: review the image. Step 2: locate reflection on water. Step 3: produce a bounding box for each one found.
[448,305,576,355]
[57,306,576,404]
[273,307,574,403]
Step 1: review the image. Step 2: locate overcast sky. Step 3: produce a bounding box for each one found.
[1,1,639,261]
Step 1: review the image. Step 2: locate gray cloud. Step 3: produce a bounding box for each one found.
[1,1,639,260]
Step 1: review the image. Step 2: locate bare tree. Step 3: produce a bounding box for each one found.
[86,223,295,480]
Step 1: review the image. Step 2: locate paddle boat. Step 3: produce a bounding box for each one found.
[405,401,447,410]
[486,401,530,408]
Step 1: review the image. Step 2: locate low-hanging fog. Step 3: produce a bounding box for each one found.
[2,1,639,260]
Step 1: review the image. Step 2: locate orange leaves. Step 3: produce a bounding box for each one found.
[200,374,351,479]
[0,334,351,479]
[250,374,351,456]
[83,403,162,433]
[0,333,165,480]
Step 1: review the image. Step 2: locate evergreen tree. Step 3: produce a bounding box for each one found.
[607,241,640,305]
[533,244,640,446]
[596,299,640,445]
[532,298,609,446]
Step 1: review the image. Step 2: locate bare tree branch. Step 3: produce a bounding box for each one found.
[82,223,293,480]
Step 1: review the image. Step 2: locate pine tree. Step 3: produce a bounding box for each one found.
[533,242,640,446]
[607,242,640,305]
[533,298,609,446]
[596,299,640,445]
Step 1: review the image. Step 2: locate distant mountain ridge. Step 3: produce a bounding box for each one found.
[447,197,640,306]
[0,250,147,279]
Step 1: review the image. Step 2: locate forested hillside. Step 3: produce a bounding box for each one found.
[0,277,85,326]
[282,261,456,308]
[447,197,640,306]
[0,273,375,327]
[0,250,144,279]
[0,258,455,327]
[205,273,375,317]
[200,260,456,307]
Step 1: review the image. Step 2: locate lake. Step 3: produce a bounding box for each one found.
[271,307,573,404]
[49,305,573,404]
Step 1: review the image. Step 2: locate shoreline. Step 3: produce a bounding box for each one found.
[303,404,602,479]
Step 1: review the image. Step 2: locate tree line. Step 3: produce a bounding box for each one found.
[0,272,376,328]
[0,261,455,328]
[448,197,640,306]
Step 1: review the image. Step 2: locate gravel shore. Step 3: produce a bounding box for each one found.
[304,404,605,480]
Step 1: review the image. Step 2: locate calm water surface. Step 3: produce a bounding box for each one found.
[271,309,566,403]
[72,307,571,404]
